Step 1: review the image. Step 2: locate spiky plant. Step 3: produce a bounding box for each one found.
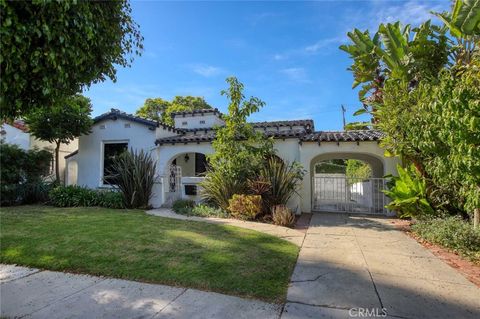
[199,167,247,210]
[105,149,156,209]
[260,158,305,210]
[272,205,296,227]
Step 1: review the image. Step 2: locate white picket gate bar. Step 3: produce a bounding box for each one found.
[312,175,388,215]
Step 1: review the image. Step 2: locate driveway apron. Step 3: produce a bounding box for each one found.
[282,213,480,319]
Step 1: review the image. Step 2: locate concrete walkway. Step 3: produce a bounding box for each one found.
[0,264,280,319]
[147,208,305,246]
[282,213,480,319]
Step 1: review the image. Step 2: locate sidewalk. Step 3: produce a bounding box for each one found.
[0,264,281,319]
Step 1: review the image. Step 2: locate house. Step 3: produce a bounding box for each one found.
[65,108,400,214]
[1,121,78,183]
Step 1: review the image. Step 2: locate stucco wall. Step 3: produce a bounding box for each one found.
[31,137,78,183]
[174,113,224,129]
[297,141,400,213]
[76,118,159,188]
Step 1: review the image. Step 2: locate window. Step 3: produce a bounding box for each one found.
[182,121,188,126]
[99,124,106,130]
[124,123,131,128]
[195,153,207,175]
[103,142,128,184]
[199,120,206,124]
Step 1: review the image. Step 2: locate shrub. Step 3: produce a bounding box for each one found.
[271,205,296,227]
[96,190,125,209]
[191,204,229,218]
[105,149,156,209]
[411,216,480,263]
[49,185,124,208]
[200,167,247,210]
[227,194,262,220]
[172,199,195,215]
[173,202,229,218]
[260,158,304,211]
[384,164,435,219]
[0,143,52,206]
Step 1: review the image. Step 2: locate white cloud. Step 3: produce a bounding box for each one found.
[304,36,345,54]
[190,64,224,77]
[280,67,309,83]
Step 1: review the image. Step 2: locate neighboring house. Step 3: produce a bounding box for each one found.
[66,108,400,214]
[1,121,78,184]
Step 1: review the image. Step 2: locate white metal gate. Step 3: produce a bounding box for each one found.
[313,175,388,214]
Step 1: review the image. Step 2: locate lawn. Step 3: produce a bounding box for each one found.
[0,205,299,302]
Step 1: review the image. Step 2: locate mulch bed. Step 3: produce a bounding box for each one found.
[388,219,480,288]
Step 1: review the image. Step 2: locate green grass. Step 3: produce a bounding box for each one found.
[0,205,299,302]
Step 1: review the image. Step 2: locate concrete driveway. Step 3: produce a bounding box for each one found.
[282,213,480,319]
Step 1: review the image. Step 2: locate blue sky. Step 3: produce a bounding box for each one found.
[83,0,450,130]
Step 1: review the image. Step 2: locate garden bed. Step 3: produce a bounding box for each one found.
[390,218,480,288]
[0,205,299,302]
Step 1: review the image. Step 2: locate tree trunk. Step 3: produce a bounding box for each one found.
[55,141,61,183]
[474,208,479,229]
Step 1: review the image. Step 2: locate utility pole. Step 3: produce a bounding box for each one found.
[341,105,346,130]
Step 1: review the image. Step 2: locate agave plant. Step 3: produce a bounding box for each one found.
[105,149,156,209]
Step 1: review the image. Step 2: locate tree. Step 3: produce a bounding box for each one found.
[136,96,212,125]
[26,95,93,182]
[340,21,450,126]
[0,0,143,119]
[135,98,170,122]
[200,77,274,209]
[433,0,480,64]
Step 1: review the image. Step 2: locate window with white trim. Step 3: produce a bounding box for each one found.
[103,142,128,184]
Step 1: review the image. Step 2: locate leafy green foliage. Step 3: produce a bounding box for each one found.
[0,143,53,206]
[343,0,479,222]
[340,20,449,115]
[384,165,435,219]
[412,216,480,263]
[201,77,274,209]
[172,200,229,218]
[26,94,93,181]
[49,185,124,209]
[345,159,372,180]
[135,98,171,122]
[172,199,196,214]
[0,0,143,118]
[228,194,262,220]
[136,96,212,125]
[105,149,156,209]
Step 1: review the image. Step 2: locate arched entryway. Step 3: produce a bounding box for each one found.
[163,152,209,205]
[310,153,387,214]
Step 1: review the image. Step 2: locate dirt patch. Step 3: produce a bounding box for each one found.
[389,219,480,288]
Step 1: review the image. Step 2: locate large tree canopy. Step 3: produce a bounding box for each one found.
[0,0,143,119]
[136,96,212,126]
[25,94,93,182]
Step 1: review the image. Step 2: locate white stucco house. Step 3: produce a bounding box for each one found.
[1,121,78,183]
[65,108,400,214]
